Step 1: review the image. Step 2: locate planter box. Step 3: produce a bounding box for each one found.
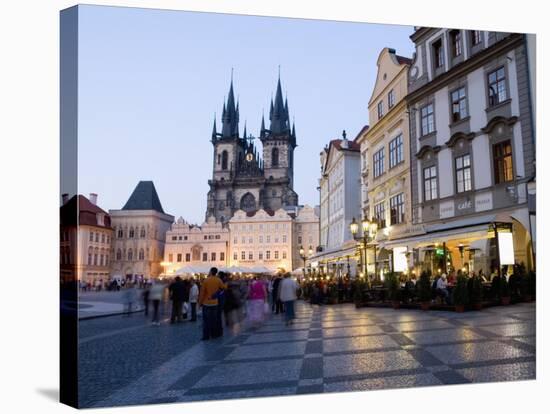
[501,296,511,305]
[392,301,400,309]
[455,305,465,313]
[472,302,482,311]
[420,302,430,311]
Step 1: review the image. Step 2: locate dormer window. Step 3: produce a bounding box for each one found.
[377,101,384,119]
[388,89,395,109]
[433,39,444,68]
[450,30,462,57]
[471,30,482,46]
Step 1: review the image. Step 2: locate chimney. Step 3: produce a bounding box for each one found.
[62,193,69,205]
[89,193,98,205]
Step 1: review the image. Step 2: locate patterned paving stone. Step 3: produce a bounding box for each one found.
[324,350,422,378]
[324,372,442,392]
[391,320,455,332]
[457,361,536,383]
[479,323,536,337]
[432,369,471,385]
[404,328,485,345]
[323,325,385,338]
[425,341,533,365]
[244,330,309,344]
[300,357,323,379]
[225,341,307,361]
[323,335,399,353]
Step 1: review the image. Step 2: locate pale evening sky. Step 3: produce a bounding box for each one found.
[77,5,414,223]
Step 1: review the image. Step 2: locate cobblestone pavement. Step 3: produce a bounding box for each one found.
[78,300,536,408]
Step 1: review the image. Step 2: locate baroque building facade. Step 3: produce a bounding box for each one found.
[206,76,298,223]
[404,28,536,273]
[110,181,174,280]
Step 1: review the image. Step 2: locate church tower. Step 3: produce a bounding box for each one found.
[260,76,298,210]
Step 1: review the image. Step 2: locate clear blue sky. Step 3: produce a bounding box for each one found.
[77,5,414,223]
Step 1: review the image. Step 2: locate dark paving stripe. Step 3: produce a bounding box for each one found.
[169,366,214,390]
[257,327,310,334]
[203,346,236,361]
[297,384,324,394]
[225,334,251,345]
[324,367,428,384]
[300,357,323,379]
[432,369,471,385]
[308,329,323,339]
[389,333,416,346]
[380,324,398,333]
[499,338,536,354]
[219,355,303,364]
[406,349,445,367]
[305,340,323,354]
[449,355,536,370]
[148,397,178,405]
[323,346,402,357]
[184,381,298,395]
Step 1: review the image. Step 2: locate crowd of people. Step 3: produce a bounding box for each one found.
[121,268,301,340]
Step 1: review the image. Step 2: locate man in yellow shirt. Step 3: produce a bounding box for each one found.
[199,267,226,340]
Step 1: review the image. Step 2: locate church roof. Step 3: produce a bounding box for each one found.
[122,181,165,214]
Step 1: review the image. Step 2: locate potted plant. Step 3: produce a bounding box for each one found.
[520,271,535,302]
[452,274,469,312]
[470,275,483,310]
[353,279,365,307]
[417,270,432,311]
[499,276,511,305]
[384,272,401,309]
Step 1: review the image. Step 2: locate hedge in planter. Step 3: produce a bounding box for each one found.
[418,270,432,310]
[499,276,511,305]
[452,274,469,312]
[384,272,401,308]
[470,275,483,310]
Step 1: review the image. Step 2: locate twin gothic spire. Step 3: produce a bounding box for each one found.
[211,71,296,145]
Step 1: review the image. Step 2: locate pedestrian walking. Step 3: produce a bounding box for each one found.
[246,276,268,327]
[279,273,298,325]
[142,284,151,317]
[189,278,199,321]
[182,278,191,320]
[168,276,186,324]
[272,275,284,314]
[198,267,226,340]
[123,285,137,316]
[150,280,164,325]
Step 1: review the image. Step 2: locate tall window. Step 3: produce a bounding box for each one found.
[211,252,216,261]
[272,147,279,167]
[450,30,462,57]
[493,140,513,183]
[168,253,173,262]
[274,251,279,259]
[127,249,133,261]
[374,202,386,229]
[89,232,94,242]
[241,251,246,260]
[389,134,404,168]
[423,166,438,201]
[373,148,385,178]
[471,30,482,46]
[488,67,507,106]
[388,89,395,109]
[202,252,208,262]
[117,228,123,238]
[138,249,145,260]
[266,235,271,243]
[221,150,228,170]
[129,227,135,238]
[266,251,271,260]
[140,227,146,238]
[433,39,444,68]
[390,193,405,225]
[93,254,98,266]
[377,101,384,119]
[95,233,99,242]
[233,252,238,261]
[282,251,287,259]
[282,234,287,243]
[116,249,122,261]
[420,104,435,136]
[451,87,467,122]
[248,251,253,260]
[455,154,472,193]
[177,253,182,262]
[101,234,105,243]
[88,252,92,265]
[185,253,191,262]
[220,252,225,261]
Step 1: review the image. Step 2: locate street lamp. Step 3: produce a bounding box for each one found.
[299,245,307,277]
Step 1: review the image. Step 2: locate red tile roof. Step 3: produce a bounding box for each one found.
[396,55,412,65]
[60,194,112,228]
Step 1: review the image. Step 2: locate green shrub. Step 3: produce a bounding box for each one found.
[418,270,432,302]
[453,274,469,306]
[499,276,510,298]
[470,275,483,304]
[384,272,400,302]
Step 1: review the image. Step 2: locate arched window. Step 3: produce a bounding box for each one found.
[88,247,93,265]
[105,253,109,265]
[140,227,146,238]
[117,228,123,238]
[129,227,135,238]
[272,147,279,167]
[128,249,133,261]
[138,249,145,260]
[240,192,256,213]
[116,249,122,261]
[221,150,228,170]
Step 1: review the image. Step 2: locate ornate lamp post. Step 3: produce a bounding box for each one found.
[299,245,307,278]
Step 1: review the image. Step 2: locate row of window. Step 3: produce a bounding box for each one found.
[373,192,406,229]
[373,134,404,178]
[377,89,396,120]
[433,30,482,70]
[87,253,110,267]
[233,250,287,261]
[168,252,225,263]
[116,227,146,239]
[89,231,110,244]
[233,234,288,244]
[419,66,508,136]
[422,140,513,202]
[234,223,289,231]
[115,248,145,261]
[170,234,221,241]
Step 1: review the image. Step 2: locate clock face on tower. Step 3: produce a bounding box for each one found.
[245,153,253,162]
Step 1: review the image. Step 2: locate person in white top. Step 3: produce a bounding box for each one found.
[189,279,199,322]
[149,281,165,325]
[279,273,299,326]
[436,274,450,304]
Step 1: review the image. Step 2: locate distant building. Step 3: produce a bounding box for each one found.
[228,208,293,273]
[206,76,298,223]
[110,181,174,280]
[60,193,113,284]
[312,132,362,276]
[163,216,229,275]
[292,205,320,272]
